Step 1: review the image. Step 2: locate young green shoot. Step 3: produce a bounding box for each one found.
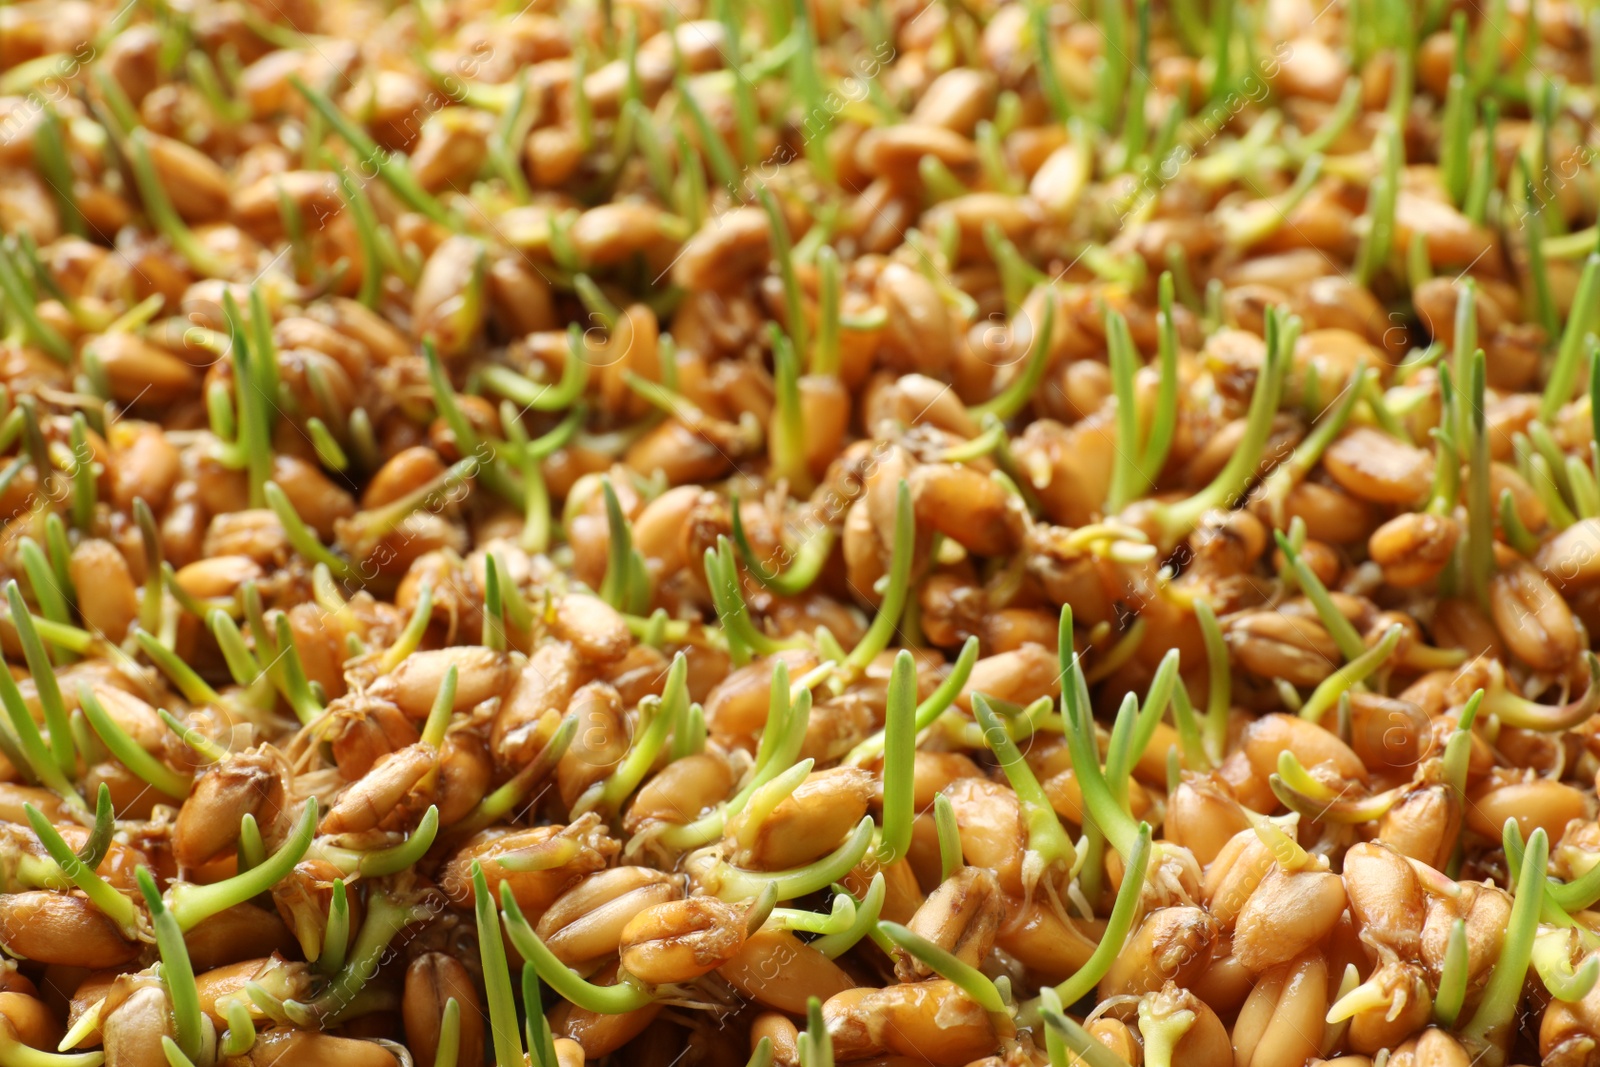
[1532,929,1600,1003]
[1499,489,1541,555]
[1462,824,1548,1055]
[1433,917,1469,1026]
[237,813,266,874]
[847,637,978,765]
[1273,532,1367,662]
[137,868,205,1062]
[705,814,877,902]
[331,163,385,309]
[1480,652,1600,732]
[0,651,82,806]
[1040,987,1133,1067]
[730,495,837,597]
[519,965,557,1067]
[266,613,325,724]
[843,480,914,674]
[132,627,224,708]
[291,76,461,230]
[501,880,655,1011]
[1464,350,1494,611]
[1104,307,1142,512]
[984,223,1043,315]
[289,889,437,1026]
[968,296,1056,422]
[1297,625,1404,723]
[1544,253,1600,423]
[878,922,1006,1012]
[17,538,71,640]
[1522,168,1559,340]
[79,685,191,800]
[1147,308,1292,548]
[123,131,229,279]
[766,893,858,937]
[579,653,687,816]
[456,713,578,837]
[974,692,1077,886]
[1060,606,1144,867]
[1254,367,1370,526]
[24,803,139,935]
[768,327,811,494]
[219,999,257,1058]
[1192,599,1231,762]
[877,650,917,865]
[220,292,275,508]
[166,799,317,931]
[599,479,650,616]
[1052,821,1154,1007]
[33,107,86,239]
[76,783,115,868]
[1441,690,1484,801]
[1353,124,1401,287]
[757,187,809,361]
[813,873,886,960]
[5,582,73,779]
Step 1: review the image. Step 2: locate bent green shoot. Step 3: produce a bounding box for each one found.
[878,922,1006,1012]
[167,799,318,931]
[1051,821,1153,1006]
[1532,930,1600,1003]
[501,882,655,1012]
[706,816,876,902]
[321,806,440,879]
[813,873,885,959]
[1483,652,1600,732]
[843,479,914,674]
[25,804,138,935]
[731,495,837,597]
[969,296,1056,422]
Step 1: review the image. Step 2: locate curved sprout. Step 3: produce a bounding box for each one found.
[1484,652,1600,731]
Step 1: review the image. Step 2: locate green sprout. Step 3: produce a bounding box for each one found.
[577,653,687,816]
[288,888,437,1026]
[1543,252,1600,423]
[1532,930,1600,1003]
[843,479,914,674]
[879,922,1006,1013]
[501,880,656,1013]
[291,76,461,230]
[1144,307,1292,548]
[876,650,917,865]
[137,868,205,1062]
[1434,918,1469,1026]
[973,693,1077,883]
[24,801,138,936]
[1462,822,1549,1055]
[166,799,317,931]
[731,495,837,597]
[768,327,811,494]
[590,479,648,616]
[5,581,73,780]
[1040,987,1132,1067]
[1053,822,1153,1007]
[969,296,1056,422]
[79,685,191,800]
